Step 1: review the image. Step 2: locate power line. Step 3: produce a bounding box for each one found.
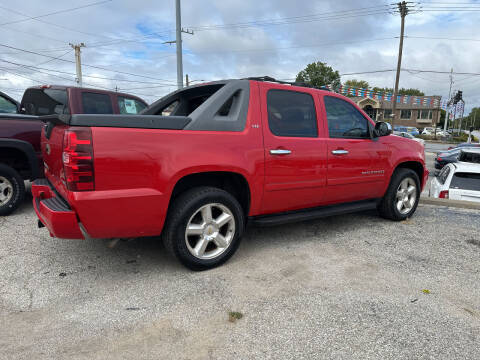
[0,58,175,84]
[0,1,112,27]
[0,43,177,83]
[340,69,397,76]
[35,49,73,66]
[405,35,480,41]
[188,5,395,31]
[402,68,480,76]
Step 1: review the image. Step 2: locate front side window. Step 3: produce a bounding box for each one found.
[81,92,113,114]
[118,96,147,114]
[400,110,411,119]
[0,95,17,113]
[267,90,317,137]
[324,96,369,139]
[450,172,480,191]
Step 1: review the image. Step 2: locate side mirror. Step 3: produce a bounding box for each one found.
[374,121,392,137]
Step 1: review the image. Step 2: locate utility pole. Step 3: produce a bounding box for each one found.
[172,0,193,89]
[69,43,86,87]
[391,1,408,129]
[185,73,189,87]
[443,68,454,133]
[175,0,183,89]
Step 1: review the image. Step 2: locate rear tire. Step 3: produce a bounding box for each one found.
[163,187,245,271]
[377,168,420,221]
[0,164,25,216]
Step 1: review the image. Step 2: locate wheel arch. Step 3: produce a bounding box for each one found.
[168,171,251,217]
[0,139,39,180]
[394,160,425,187]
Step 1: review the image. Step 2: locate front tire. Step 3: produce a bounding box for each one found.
[0,164,25,216]
[163,187,245,271]
[377,168,420,221]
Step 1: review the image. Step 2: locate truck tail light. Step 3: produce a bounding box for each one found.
[437,157,442,162]
[62,128,94,191]
[439,190,449,199]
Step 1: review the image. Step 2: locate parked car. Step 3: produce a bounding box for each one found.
[0,86,147,215]
[430,162,480,202]
[32,78,428,270]
[448,142,480,150]
[422,127,434,135]
[393,131,425,146]
[406,127,419,136]
[394,126,408,133]
[458,148,480,164]
[435,148,463,170]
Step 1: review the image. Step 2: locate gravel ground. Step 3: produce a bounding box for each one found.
[1,193,479,360]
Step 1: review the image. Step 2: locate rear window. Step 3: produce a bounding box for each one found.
[0,95,17,113]
[450,172,480,191]
[151,84,224,116]
[22,88,69,115]
[118,96,147,114]
[458,151,480,164]
[437,166,451,185]
[81,92,113,114]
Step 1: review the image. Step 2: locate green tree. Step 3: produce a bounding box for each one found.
[372,86,393,94]
[296,62,340,89]
[465,107,480,130]
[344,79,369,89]
[398,88,424,96]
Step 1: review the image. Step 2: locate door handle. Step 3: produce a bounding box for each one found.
[331,149,349,155]
[270,149,292,155]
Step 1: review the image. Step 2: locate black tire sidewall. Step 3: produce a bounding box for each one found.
[389,169,420,219]
[168,188,245,270]
[0,164,25,216]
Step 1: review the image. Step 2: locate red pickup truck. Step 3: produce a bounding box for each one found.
[0,85,147,215]
[32,78,428,270]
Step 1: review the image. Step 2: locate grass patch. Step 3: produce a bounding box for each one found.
[228,311,243,322]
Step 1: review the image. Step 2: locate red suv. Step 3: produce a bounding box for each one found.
[32,78,428,270]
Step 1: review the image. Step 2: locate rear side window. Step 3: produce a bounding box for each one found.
[267,90,317,137]
[458,151,480,164]
[118,96,147,114]
[23,88,69,115]
[450,172,480,191]
[81,92,113,114]
[437,166,451,185]
[324,96,370,139]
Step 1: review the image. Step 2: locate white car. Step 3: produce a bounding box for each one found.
[429,161,480,202]
[422,127,434,135]
[393,131,425,146]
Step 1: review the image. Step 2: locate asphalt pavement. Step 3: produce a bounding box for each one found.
[1,192,479,359]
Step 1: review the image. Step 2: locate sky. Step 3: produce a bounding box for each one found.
[0,0,479,114]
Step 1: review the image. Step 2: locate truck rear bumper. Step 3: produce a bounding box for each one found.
[32,179,84,239]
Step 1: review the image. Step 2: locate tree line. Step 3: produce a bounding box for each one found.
[295,61,424,96]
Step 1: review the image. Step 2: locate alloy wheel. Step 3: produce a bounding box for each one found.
[185,203,236,260]
[395,177,417,215]
[0,176,14,206]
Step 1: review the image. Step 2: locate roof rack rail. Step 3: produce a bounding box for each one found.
[243,76,331,91]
